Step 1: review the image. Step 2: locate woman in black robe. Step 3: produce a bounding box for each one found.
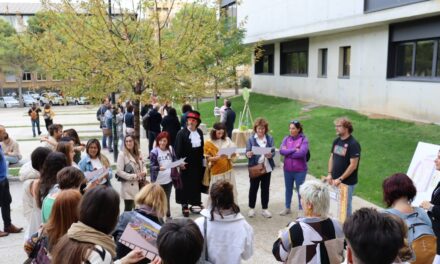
[174,111,204,217]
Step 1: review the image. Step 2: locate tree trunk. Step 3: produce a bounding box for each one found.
[133,99,141,144]
[233,68,239,95]
[16,72,24,107]
[214,79,218,107]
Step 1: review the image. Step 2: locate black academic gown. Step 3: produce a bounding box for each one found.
[174,127,204,205]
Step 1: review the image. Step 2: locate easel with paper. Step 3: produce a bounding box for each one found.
[407,142,440,206]
[238,88,254,131]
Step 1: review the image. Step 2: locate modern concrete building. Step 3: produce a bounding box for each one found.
[235,0,440,123]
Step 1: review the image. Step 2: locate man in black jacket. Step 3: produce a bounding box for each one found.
[222,100,236,139]
[146,104,162,153]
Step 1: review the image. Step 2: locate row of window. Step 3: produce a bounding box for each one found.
[3,72,57,82]
[255,41,352,78]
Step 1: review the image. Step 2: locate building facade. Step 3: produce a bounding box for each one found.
[236,0,440,123]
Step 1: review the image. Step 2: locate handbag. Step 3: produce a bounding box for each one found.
[115,163,134,182]
[102,128,112,136]
[24,230,50,264]
[248,163,267,178]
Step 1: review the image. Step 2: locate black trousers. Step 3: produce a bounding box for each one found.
[248,172,271,209]
[0,178,12,228]
[161,182,173,217]
[124,200,135,212]
[44,118,53,131]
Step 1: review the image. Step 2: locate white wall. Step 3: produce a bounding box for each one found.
[238,0,440,44]
[251,26,440,123]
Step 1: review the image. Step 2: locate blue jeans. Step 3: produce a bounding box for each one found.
[347,184,356,217]
[284,170,307,210]
[31,120,41,137]
[5,156,19,165]
[102,133,113,150]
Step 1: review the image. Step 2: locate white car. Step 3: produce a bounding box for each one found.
[40,92,63,106]
[22,95,37,107]
[66,96,90,105]
[24,91,40,100]
[0,96,20,108]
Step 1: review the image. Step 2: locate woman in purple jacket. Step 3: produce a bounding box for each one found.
[279,120,309,216]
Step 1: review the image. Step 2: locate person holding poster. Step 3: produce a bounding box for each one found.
[272,181,344,263]
[204,122,238,198]
[51,186,145,263]
[279,120,309,216]
[420,150,440,263]
[113,184,167,263]
[325,117,361,217]
[174,111,205,217]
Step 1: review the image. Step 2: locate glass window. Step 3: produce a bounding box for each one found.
[395,43,414,77]
[414,40,434,77]
[437,41,440,77]
[22,72,32,81]
[255,45,274,74]
[5,74,15,82]
[37,73,46,81]
[342,47,351,77]
[319,48,328,77]
[283,51,308,75]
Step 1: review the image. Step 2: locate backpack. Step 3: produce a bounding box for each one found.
[386,208,436,264]
[30,109,37,120]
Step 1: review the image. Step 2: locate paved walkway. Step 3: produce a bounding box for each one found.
[0,105,379,263]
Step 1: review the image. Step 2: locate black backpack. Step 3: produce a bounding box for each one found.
[142,110,150,131]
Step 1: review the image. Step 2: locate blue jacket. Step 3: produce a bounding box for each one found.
[78,154,113,181]
[246,133,275,170]
[0,146,6,182]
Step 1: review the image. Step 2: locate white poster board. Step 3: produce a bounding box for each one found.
[407,142,440,206]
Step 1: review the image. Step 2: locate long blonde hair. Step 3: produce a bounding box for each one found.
[135,183,167,218]
[123,135,140,165]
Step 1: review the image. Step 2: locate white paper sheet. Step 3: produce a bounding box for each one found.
[164,158,186,169]
[411,191,432,207]
[218,147,237,157]
[252,146,272,155]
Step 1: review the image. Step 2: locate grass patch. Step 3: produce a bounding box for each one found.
[8,168,19,177]
[197,93,440,206]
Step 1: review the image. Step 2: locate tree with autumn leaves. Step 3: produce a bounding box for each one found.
[19,0,257,139]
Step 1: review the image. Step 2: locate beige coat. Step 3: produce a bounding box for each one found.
[1,138,22,160]
[116,151,146,200]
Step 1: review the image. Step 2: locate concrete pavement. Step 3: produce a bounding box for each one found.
[0,104,379,263]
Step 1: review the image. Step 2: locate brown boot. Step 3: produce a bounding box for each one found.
[4,224,23,233]
[0,231,8,237]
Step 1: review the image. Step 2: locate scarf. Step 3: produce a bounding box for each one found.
[188,129,201,148]
[67,221,116,258]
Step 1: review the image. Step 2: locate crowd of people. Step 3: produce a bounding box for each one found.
[0,96,440,264]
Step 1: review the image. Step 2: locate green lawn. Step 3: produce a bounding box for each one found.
[197,93,440,206]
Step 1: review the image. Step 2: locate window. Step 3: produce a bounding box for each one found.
[255,44,274,75]
[364,0,429,13]
[393,40,439,78]
[340,46,351,77]
[280,39,309,76]
[387,16,440,81]
[395,43,414,77]
[221,1,237,28]
[318,48,328,77]
[37,73,46,81]
[5,74,15,82]
[22,72,32,81]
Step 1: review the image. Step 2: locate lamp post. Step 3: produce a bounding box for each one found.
[108,0,118,162]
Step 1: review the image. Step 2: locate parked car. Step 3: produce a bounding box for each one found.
[40,92,63,106]
[22,95,37,107]
[66,96,90,105]
[24,91,40,100]
[0,96,20,108]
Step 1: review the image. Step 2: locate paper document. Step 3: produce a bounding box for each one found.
[218,147,237,157]
[84,168,108,184]
[252,146,272,155]
[164,158,186,169]
[119,212,161,260]
[411,191,432,207]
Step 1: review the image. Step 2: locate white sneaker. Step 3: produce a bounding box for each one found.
[261,209,272,218]
[279,208,292,216]
[248,209,255,218]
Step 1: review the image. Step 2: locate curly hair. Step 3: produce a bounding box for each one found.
[209,180,240,221]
